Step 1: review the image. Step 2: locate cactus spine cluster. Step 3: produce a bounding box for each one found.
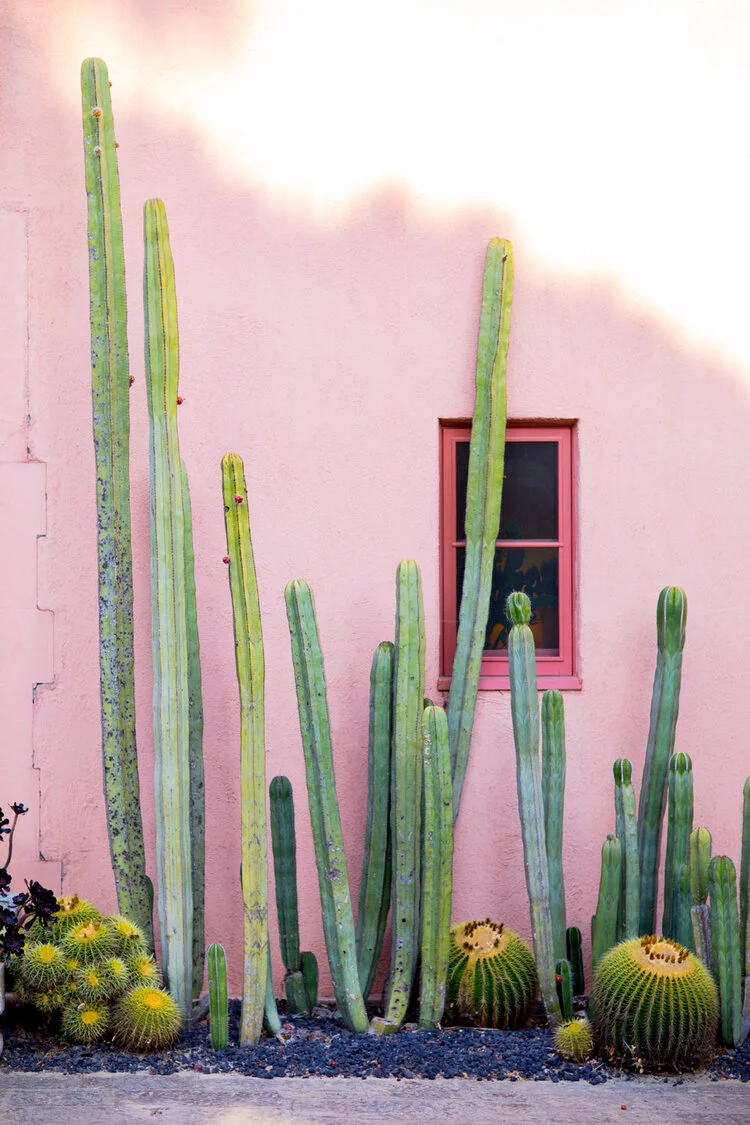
[612,759,639,941]
[207,943,228,1050]
[419,703,454,1029]
[637,587,687,934]
[382,561,426,1028]
[80,58,150,945]
[445,920,537,1029]
[355,642,394,999]
[285,580,367,1034]
[448,239,512,822]
[269,775,316,1014]
[708,855,742,1046]
[592,935,718,1070]
[144,198,202,1023]
[222,453,268,1045]
[662,753,693,942]
[506,591,561,1025]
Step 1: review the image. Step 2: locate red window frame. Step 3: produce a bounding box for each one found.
[439,422,580,691]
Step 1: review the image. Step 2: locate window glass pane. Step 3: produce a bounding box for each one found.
[498,442,558,541]
[455,439,559,543]
[456,545,560,654]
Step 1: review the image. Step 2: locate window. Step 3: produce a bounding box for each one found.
[440,423,579,690]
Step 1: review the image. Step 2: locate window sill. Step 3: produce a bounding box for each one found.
[437,674,583,693]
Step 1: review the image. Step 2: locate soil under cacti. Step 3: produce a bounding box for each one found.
[1,1000,749,1083]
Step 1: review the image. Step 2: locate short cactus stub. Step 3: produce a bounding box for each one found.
[445,919,538,1029]
[554,1017,594,1062]
[592,935,718,1070]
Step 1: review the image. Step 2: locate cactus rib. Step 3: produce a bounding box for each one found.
[80,57,150,943]
[284,580,367,1033]
[222,453,268,1046]
[449,239,512,822]
[144,198,192,1021]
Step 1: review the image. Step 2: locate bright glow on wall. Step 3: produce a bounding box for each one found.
[45,0,750,366]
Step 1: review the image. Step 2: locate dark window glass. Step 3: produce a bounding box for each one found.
[456,440,558,542]
[456,545,560,654]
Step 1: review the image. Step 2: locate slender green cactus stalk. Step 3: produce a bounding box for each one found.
[419,704,454,1029]
[662,753,694,941]
[592,835,622,972]
[708,855,742,1046]
[207,943,228,1050]
[566,926,585,996]
[383,561,426,1028]
[269,775,305,1009]
[675,863,692,950]
[691,904,713,971]
[506,591,561,1025]
[356,642,394,999]
[300,951,318,1010]
[144,198,193,1021]
[449,239,512,822]
[637,586,687,934]
[284,580,367,1034]
[263,943,281,1038]
[555,958,573,1022]
[80,58,150,945]
[541,691,567,962]
[181,461,205,1002]
[223,453,269,1045]
[741,779,750,1043]
[690,827,712,906]
[612,759,639,941]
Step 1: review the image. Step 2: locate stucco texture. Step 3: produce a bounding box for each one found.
[2,1,749,998]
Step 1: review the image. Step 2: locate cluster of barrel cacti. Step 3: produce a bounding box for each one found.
[15,896,181,1051]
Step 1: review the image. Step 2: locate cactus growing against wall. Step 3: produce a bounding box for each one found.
[612,759,639,941]
[662,753,693,942]
[285,580,367,1034]
[449,239,512,822]
[80,57,150,945]
[708,855,742,1046]
[143,198,195,1022]
[269,775,310,1014]
[541,690,567,961]
[223,453,269,1045]
[637,586,687,934]
[419,703,454,1029]
[592,834,622,971]
[445,920,537,1029]
[207,943,228,1050]
[506,591,562,1025]
[355,642,394,1000]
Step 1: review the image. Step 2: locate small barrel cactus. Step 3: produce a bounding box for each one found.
[445,919,538,1029]
[113,986,182,1051]
[554,1017,594,1062]
[592,935,718,1070]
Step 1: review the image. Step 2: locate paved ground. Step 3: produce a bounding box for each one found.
[0,1073,747,1125]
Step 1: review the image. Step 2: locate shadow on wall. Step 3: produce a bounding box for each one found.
[6,7,750,995]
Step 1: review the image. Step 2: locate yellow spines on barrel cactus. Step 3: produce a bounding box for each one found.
[591,935,718,1070]
[445,920,537,1029]
[554,1017,593,1062]
[222,453,268,1046]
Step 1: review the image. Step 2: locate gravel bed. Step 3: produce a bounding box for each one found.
[1,1002,749,1083]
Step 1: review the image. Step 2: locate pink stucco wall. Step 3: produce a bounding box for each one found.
[3,2,749,999]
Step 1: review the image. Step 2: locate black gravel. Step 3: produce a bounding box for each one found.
[1,1002,749,1083]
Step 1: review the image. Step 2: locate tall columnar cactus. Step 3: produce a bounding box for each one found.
[269,775,308,1014]
[355,642,394,999]
[566,926,585,997]
[143,199,193,1020]
[741,779,750,1042]
[284,580,367,1034]
[207,943,228,1051]
[448,239,512,822]
[222,453,268,1045]
[506,591,561,1025]
[419,703,454,1029]
[541,691,567,962]
[382,561,426,1028]
[690,827,712,906]
[662,753,694,942]
[637,586,687,934]
[592,835,622,971]
[708,855,742,1046]
[80,58,150,944]
[181,460,205,1000]
[612,759,639,941]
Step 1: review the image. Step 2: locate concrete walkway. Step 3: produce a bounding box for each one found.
[0,1072,747,1125]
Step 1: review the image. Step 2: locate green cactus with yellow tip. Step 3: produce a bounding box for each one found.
[445,920,537,1029]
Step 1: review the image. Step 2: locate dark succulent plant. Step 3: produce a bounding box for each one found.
[0,802,59,960]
